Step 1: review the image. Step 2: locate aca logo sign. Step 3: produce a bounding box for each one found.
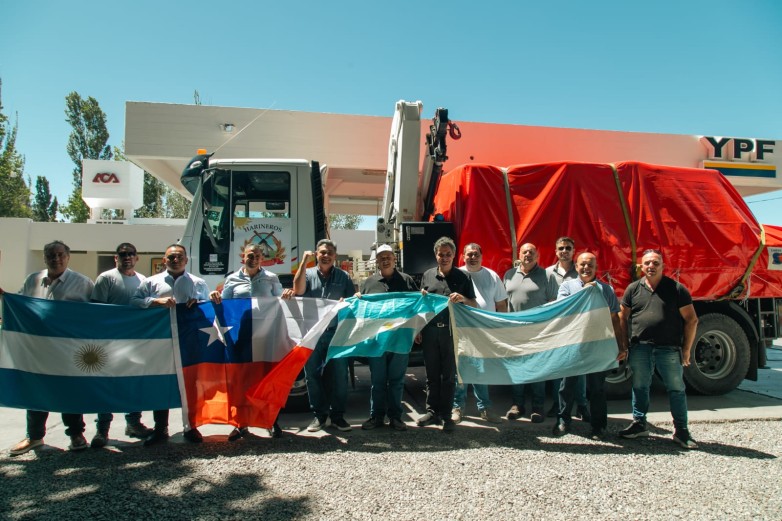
[92,172,120,183]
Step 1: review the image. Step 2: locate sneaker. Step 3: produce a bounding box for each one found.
[451,408,463,424]
[480,409,502,424]
[619,420,650,439]
[183,428,203,443]
[9,438,43,456]
[228,427,249,442]
[442,419,456,432]
[552,419,569,437]
[68,434,88,451]
[143,429,169,447]
[331,417,352,432]
[90,432,109,449]
[307,416,330,432]
[361,417,384,430]
[389,418,407,431]
[576,405,592,423]
[673,429,698,449]
[269,422,283,439]
[530,411,545,424]
[590,428,606,440]
[125,423,154,439]
[506,405,523,421]
[416,412,441,427]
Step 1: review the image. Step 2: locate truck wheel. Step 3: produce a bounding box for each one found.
[604,358,633,398]
[684,313,750,395]
[282,371,311,412]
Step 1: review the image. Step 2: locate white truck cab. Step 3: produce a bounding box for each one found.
[179,154,327,290]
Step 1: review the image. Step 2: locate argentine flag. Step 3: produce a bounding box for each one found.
[0,294,180,413]
[452,284,620,384]
[325,292,449,361]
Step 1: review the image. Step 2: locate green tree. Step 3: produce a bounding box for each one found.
[0,79,32,218]
[164,187,191,218]
[329,214,362,230]
[32,176,59,222]
[63,92,112,222]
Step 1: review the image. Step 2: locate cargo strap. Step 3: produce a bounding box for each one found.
[502,168,519,266]
[718,224,766,300]
[610,164,637,279]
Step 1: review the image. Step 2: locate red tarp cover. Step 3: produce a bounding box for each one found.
[431,161,782,299]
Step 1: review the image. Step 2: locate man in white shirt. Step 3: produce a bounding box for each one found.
[5,240,94,456]
[452,243,507,424]
[131,244,210,446]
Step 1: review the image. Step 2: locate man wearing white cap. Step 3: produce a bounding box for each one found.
[357,244,418,431]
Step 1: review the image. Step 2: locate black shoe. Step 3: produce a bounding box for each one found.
[416,412,441,427]
[90,431,109,448]
[590,428,606,440]
[530,410,545,424]
[389,418,408,431]
[228,427,249,442]
[143,430,169,447]
[619,420,649,439]
[331,417,352,432]
[183,428,203,443]
[270,422,283,438]
[673,428,698,449]
[125,423,154,439]
[361,417,384,430]
[552,420,569,437]
[506,405,523,421]
[442,419,456,432]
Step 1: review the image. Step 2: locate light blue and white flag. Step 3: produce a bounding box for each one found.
[326,292,449,361]
[452,285,619,384]
[0,294,180,413]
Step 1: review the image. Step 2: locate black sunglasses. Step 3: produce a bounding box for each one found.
[557,246,573,251]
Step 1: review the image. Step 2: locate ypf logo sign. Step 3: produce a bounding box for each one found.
[92,172,120,184]
[768,247,782,271]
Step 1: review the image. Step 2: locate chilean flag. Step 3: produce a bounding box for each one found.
[172,297,344,429]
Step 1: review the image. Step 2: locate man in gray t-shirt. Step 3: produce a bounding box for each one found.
[503,243,558,423]
[89,243,154,447]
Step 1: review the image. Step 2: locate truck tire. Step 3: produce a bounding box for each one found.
[604,358,633,398]
[684,313,750,395]
[282,371,311,412]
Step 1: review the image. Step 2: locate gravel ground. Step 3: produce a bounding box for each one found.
[1,418,780,520]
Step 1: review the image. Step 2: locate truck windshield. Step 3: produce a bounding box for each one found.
[198,168,292,277]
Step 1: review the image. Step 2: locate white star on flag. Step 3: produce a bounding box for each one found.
[199,316,233,346]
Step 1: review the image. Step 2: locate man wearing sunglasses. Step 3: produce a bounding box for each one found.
[89,243,154,448]
[131,244,210,446]
[546,237,590,421]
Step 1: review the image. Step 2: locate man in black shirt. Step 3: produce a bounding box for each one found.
[618,249,699,449]
[417,237,477,432]
[358,244,419,431]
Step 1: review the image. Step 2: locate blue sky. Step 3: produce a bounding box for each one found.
[2,1,781,223]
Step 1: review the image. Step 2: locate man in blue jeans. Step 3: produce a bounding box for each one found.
[293,239,356,433]
[618,249,699,449]
[357,244,418,431]
[452,243,506,424]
